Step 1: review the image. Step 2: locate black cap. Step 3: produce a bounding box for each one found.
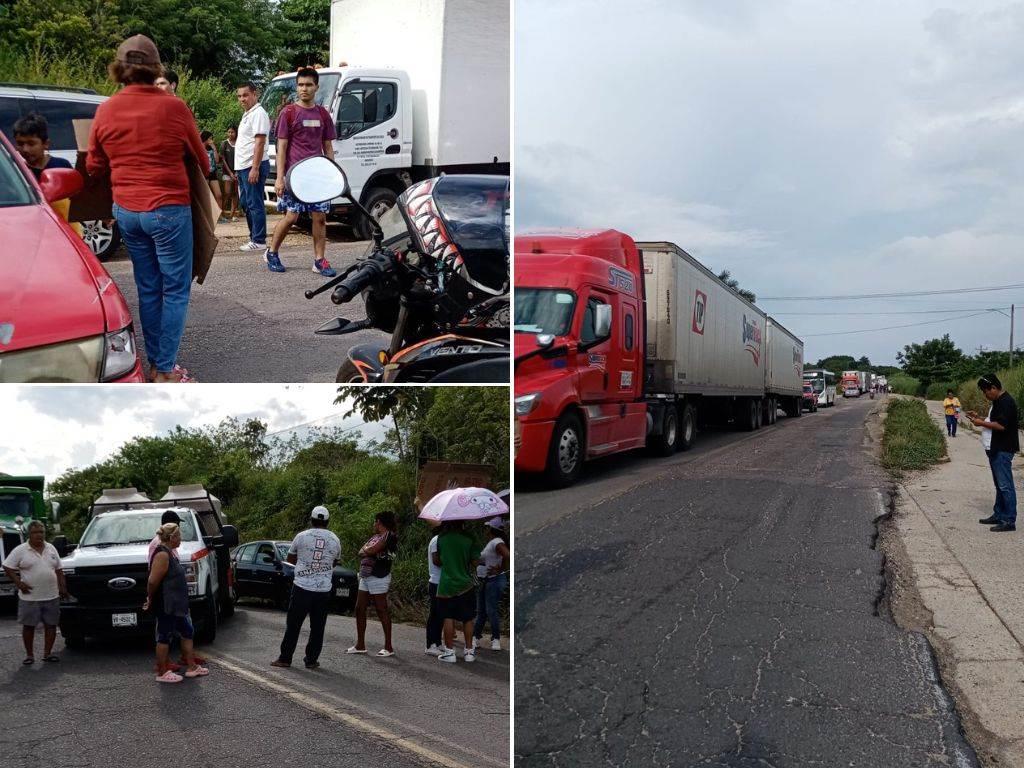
[161,510,181,525]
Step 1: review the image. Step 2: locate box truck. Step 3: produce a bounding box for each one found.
[514,230,806,487]
[261,0,510,238]
[0,476,59,600]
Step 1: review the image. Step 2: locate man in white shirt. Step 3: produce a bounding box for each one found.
[271,505,341,669]
[2,521,67,664]
[234,82,271,252]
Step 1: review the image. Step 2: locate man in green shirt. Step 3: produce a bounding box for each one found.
[433,521,480,663]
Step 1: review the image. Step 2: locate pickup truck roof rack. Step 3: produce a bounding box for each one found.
[90,485,225,521]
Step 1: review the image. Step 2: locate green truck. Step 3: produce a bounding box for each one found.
[0,476,59,600]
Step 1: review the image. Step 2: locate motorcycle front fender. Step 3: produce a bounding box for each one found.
[338,344,386,383]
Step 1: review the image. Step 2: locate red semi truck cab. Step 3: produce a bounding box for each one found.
[514,230,651,485]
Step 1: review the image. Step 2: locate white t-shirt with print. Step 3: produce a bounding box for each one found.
[481,537,506,574]
[427,535,441,585]
[2,542,62,601]
[235,103,271,171]
[289,528,341,593]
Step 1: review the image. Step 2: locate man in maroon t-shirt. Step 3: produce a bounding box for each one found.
[265,67,338,276]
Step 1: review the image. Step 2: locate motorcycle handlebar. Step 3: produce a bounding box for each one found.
[330,250,397,305]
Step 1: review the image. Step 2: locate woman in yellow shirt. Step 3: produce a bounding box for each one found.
[943,389,962,437]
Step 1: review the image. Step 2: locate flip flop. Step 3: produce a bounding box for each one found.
[22,657,34,665]
[376,649,395,657]
[43,655,60,663]
[345,646,367,655]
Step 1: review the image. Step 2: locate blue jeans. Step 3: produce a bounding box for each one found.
[474,572,508,640]
[113,203,192,373]
[237,160,269,245]
[987,450,1017,525]
[945,415,958,436]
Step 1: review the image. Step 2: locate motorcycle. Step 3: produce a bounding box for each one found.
[289,157,510,383]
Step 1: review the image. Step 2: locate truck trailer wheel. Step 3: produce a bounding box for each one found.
[742,399,759,431]
[650,407,679,456]
[793,397,803,417]
[768,398,777,425]
[679,404,697,451]
[545,412,583,487]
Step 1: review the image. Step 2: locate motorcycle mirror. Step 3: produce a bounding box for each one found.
[286,156,350,203]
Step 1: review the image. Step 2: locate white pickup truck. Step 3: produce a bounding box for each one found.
[55,485,239,647]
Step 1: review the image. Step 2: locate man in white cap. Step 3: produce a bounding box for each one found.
[271,505,341,669]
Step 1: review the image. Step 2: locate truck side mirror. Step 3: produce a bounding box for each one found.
[594,304,612,340]
[536,334,555,350]
[221,524,239,549]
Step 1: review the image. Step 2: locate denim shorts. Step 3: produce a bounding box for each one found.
[156,613,194,644]
[18,597,59,627]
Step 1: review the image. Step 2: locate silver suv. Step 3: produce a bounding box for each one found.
[0,83,120,260]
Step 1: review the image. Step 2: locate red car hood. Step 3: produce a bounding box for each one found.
[0,205,106,352]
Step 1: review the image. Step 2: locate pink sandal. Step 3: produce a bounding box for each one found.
[156,670,183,683]
[184,665,209,678]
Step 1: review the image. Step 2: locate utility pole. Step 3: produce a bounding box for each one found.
[1011,304,1015,368]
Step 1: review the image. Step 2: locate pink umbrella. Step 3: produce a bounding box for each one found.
[418,488,510,523]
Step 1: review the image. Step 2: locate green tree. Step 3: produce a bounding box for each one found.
[717,269,756,303]
[338,387,435,462]
[0,0,125,68]
[279,0,330,69]
[896,334,965,388]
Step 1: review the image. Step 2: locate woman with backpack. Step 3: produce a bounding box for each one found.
[346,511,398,657]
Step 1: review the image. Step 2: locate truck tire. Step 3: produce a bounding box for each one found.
[793,397,803,417]
[196,586,218,644]
[545,412,583,487]
[743,399,758,431]
[355,187,398,240]
[651,407,679,456]
[679,404,697,451]
[768,398,777,425]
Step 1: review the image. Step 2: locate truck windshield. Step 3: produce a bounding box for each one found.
[808,380,823,393]
[80,512,199,546]
[261,74,342,140]
[0,494,32,519]
[515,289,576,336]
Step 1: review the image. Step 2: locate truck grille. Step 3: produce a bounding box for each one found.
[67,565,149,607]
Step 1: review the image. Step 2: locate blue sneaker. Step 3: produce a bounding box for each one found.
[264,249,286,273]
[313,258,337,277]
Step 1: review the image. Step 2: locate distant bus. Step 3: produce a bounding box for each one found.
[802,369,837,407]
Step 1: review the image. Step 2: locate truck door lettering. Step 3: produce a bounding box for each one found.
[609,267,634,293]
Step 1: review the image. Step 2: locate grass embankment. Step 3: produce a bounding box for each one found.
[881,398,947,474]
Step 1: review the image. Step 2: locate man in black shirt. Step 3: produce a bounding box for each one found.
[966,374,1019,532]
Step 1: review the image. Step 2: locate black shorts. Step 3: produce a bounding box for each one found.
[438,588,476,623]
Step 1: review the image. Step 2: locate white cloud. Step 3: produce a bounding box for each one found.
[0,385,391,482]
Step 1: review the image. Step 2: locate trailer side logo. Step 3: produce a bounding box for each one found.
[742,314,762,366]
[692,290,707,335]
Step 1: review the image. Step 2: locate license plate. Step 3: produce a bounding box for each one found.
[111,613,137,627]
[335,587,350,597]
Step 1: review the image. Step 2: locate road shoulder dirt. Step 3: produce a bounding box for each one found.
[878,398,1024,766]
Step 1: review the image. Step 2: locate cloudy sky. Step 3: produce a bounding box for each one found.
[516,0,1024,364]
[0,385,390,481]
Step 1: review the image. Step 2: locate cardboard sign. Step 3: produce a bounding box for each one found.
[416,462,495,511]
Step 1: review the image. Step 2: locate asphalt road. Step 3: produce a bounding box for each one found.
[0,601,509,768]
[102,217,388,382]
[514,396,978,767]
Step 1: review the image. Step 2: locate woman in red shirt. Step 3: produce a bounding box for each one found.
[87,35,209,383]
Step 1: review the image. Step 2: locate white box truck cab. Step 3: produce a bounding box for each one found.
[261,0,510,239]
[55,485,238,648]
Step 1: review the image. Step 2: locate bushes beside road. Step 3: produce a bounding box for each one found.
[888,373,922,396]
[881,399,946,473]
[955,365,1024,430]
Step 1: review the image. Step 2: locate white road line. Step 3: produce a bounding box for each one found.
[207,651,501,768]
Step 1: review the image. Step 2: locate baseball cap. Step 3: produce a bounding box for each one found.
[116,34,161,66]
[160,510,181,525]
[310,505,330,522]
[486,516,505,530]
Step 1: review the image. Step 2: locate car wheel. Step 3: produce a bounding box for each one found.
[545,411,583,487]
[355,187,398,240]
[80,219,120,261]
